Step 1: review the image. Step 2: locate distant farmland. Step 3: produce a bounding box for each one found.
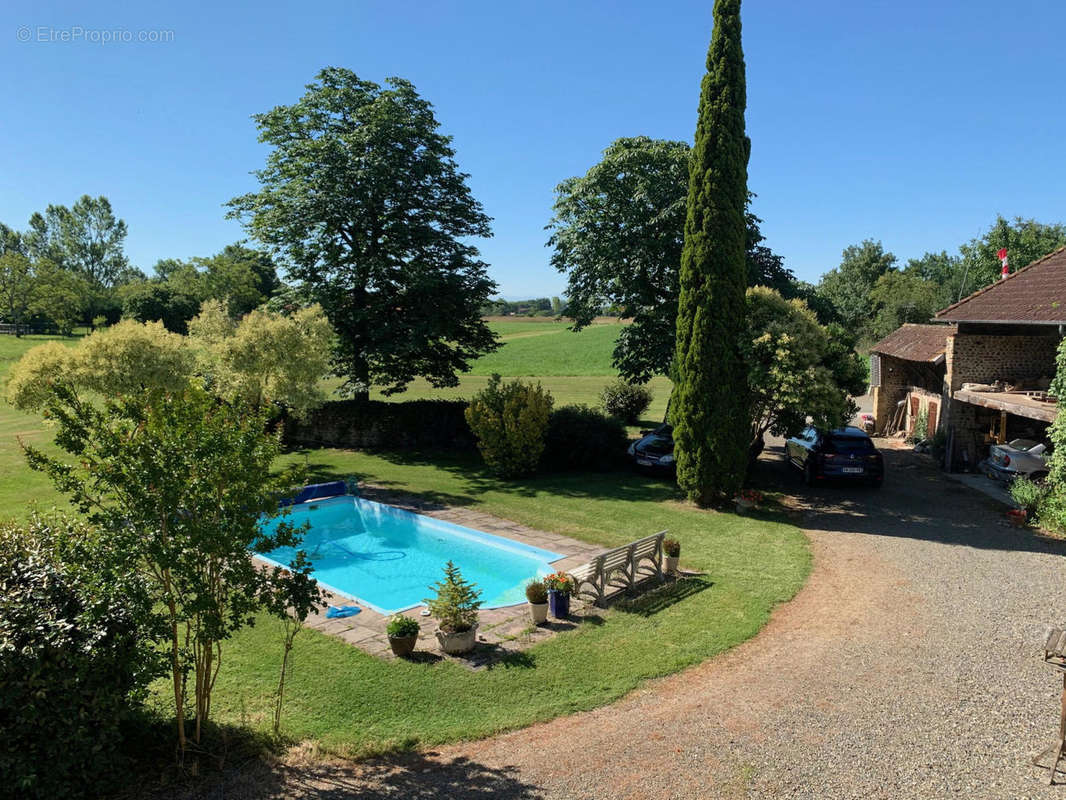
[371,317,671,426]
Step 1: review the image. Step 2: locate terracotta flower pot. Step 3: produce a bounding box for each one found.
[1007,509,1028,528]
[436,623,478,655]
[528,601,549,625]
[664,555,679,574]
[388,634,417,658]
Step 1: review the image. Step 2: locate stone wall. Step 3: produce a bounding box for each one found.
[943,331,1061,469]
[872,354,945,433]
[946,333,1060,392]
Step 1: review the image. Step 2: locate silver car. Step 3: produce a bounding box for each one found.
[987,438,1050,482]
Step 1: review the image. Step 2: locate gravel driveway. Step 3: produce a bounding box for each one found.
[206,443,1066,799]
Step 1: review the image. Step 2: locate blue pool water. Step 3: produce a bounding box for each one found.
[259,496,563,615]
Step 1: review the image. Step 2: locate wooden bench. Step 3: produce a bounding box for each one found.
[571,531,666,607]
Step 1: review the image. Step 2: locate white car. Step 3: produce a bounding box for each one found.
[987,438,1050,482]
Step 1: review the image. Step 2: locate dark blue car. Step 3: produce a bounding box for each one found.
[627,424,676,475]
[785,425,884,488]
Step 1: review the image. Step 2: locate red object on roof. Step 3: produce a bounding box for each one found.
[997,247,1008,261]
[935,246,1066,324]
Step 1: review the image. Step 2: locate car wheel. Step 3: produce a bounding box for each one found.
[804,463,816,487]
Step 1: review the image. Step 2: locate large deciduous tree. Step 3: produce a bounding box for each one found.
[670,0,751,505]
[228,68,499,399]
[867,270,940,340]
[122,243,281,333]
[0,251,34,332]
[815,239,896,330]
[547,136,793,383]
[24,195,132,323]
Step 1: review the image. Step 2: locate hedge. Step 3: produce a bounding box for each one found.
[283,398,477,452]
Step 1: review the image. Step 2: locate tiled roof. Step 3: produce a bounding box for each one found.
[870,323,952,362]
[935,246,1066,323]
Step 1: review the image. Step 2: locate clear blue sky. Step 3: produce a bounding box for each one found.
[2,1,1064,297]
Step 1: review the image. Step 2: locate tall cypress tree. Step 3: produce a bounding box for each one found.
[671,0,751,505]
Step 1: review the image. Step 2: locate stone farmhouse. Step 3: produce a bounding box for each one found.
[870,246,1065,470]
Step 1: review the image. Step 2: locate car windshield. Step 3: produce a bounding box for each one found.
[825,436,874,454]
[1007,439,1039,451]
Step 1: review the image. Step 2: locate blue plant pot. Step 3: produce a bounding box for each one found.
[548,589,570,619]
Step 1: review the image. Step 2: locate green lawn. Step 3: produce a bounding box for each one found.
[470,319,624,376]
[0,335,77,518]
[0,323,811,759]
[210,448,810,755]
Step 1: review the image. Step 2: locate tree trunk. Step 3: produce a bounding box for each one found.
[350,352,371,402]
[747,435,766,466]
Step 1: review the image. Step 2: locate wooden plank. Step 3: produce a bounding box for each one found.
[954,388,1057,422]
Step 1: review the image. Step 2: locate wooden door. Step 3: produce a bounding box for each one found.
[927,401,938,436]
[909,395,920,434]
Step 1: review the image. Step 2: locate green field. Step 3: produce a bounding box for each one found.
[0,322,810,761]
[0,335,76,518]
[471,319,624,376]
[349,318,677,424]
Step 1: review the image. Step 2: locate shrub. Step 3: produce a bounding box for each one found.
[663,537,681,558]
[424,561,483,633]
[525,580,548,604]
[1038,491,1066,535]
[386,614,421,638]
[0,514,157,799]
[1010,476,1049,518]
[541,404,628,471]
[600,379,653,424]
[910,409,929,443]
[465,374,553,478]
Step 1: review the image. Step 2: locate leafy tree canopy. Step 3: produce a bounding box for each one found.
[744,287,866,460]
[189,300,334,417]
[0,251,33,329]
[121,243,282,332]
[229,67,499,398]
[815,239,896,330]
[958,216,1066,293]
[6,311,333,417]
[21,383,319,757]
[548,135,794,383]
[867,270,941,341]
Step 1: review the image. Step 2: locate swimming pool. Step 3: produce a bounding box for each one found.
[258,496,564,615]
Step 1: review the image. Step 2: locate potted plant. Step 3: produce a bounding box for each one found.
[663,537,681,574]
[424,561,483,655]
[526,580,549,625]
[543,571,575,619]
[385,614,421,657]
[736,488,762,513]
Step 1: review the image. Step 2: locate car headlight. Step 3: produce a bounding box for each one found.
[659,454,675,464]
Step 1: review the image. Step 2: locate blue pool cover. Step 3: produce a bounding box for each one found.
[259,495,564,614]
[281,481,349,507]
